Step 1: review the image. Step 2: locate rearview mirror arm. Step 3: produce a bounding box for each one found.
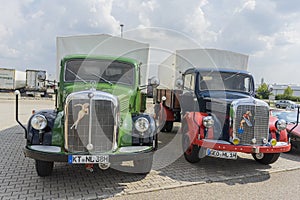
[15,90,28,138]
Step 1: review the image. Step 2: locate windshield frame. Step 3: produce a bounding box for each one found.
[197,70,255,94]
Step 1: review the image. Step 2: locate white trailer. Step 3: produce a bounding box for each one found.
[25,69,47,96]
[0,68,26,90]
[56,34,149,87]
[158,48,249,89]
[155,49,249,132]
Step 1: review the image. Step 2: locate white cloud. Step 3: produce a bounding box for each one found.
[1,0,300,84]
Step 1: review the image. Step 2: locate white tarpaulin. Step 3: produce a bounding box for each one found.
[56,34,149,86]
[158,48,249,89]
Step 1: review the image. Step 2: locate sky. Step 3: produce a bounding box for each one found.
[1,0,300,85]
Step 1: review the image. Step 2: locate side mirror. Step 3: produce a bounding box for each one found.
[175,78,183,89]
[149,77,160,88]
[37,71,46,82]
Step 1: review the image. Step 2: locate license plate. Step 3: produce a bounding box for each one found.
[68,155,109,164]
[206,149,237,160]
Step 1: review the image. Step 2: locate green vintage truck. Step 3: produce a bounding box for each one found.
[15,34,158,176]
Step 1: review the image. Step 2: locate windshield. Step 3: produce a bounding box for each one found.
[199,71,254,93]
[64,59,135,85]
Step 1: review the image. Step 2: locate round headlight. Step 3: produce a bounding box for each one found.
[31,114,47,130]
[275,119,287,131]
[203,116,214,128]
[134,117,150,133]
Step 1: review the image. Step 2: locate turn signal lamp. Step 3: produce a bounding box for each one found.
[270,138,277,146]
[232,137,240,145]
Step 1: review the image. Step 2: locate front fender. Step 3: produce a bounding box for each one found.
[183,112,214,142]
[132,114,157,146]
[27,109,57,145]
[269,115,289,142]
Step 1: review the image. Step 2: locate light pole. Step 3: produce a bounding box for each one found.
[120,24,124,38]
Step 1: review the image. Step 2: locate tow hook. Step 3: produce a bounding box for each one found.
[85,164,94,172]
[98,162,111,170]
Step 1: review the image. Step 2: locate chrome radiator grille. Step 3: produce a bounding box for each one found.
[66,98,114,153]
[233,105,269,145]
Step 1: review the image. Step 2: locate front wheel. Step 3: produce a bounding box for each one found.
[35,160,54,177]
[252,153,280,165]
[182,133,200,163]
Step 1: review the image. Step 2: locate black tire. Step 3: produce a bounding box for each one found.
[252,153,280,165]
[275,104,280,108]
[182,132,200,163]
[133,156,153,174]
[35,160,54,177]
[161,121,173,132]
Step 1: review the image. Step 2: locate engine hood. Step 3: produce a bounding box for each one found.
[63,84,136,112]
[200,90,252,104]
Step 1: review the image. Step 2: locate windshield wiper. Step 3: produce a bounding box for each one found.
[88,72,113,85]
[66,68,87,83]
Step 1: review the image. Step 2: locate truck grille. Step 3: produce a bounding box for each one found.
[233,105,269,145]
[66,98,115,153]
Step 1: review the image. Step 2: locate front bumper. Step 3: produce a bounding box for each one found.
[23,145,154,163]
[195,139,291,154]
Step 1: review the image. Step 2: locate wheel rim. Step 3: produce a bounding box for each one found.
[255,153,264,159]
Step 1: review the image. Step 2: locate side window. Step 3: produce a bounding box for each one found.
[244,77,250,92]
[184,74,195,90]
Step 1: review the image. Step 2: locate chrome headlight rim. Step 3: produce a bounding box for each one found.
[31,114,47,130]
[203,116,214,128]
[275,119,287,131]
[134,117,150,133]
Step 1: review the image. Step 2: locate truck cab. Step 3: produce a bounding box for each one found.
[180,68,291,164]
[16,35,158,176]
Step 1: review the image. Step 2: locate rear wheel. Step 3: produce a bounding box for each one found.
[161,121,173,132]
[35,160,54,177]
[252,153,280,165]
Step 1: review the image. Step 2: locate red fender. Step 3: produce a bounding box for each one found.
[269,116,288,142]
[183,112,214,143]
[155,103,175,122]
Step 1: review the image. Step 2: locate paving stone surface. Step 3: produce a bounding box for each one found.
[1,124,300,200]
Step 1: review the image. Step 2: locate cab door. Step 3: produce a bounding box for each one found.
[180,72,198,114]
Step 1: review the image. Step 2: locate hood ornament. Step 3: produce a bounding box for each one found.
[238,111,252,134]
[70,103,89,129]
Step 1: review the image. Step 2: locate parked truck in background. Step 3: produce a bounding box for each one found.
[15,34,158,176]
[25,69,47,97]
[155,49,291,165]
[0,68,26,91]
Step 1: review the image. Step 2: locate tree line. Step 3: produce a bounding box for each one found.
[256,83,300,102]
